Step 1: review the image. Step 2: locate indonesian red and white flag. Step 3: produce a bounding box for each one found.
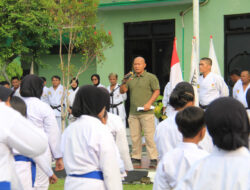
[169,37,183,91]
[190,37,199,106]
[209,35,221,76]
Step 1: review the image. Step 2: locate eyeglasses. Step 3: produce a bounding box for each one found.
[92,78,98,81]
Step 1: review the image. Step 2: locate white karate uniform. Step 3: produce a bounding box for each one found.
[162,82,175,117]
[198,72,229,106]
[107,84,127,126]
[12,86,21,97]
[175,146,250,190]
[97,84,105,88]
[22,97,62,190]
[13,150,54,190]
[67,87,79,124]
[107,112,133,171]
[61,115,122,190]
[153,142,209,190]
[41,86,49,104]
[48,84,65,132]
[233,80,250,108]
[0,102,48,190]
[154,111,213,160]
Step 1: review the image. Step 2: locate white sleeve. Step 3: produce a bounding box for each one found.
[162,84,169,107]
[33,155,54,177]
[217,76,229,97]
[153,160,171,190]
[43,107,62,159]
[115,120,133,171]
[99,130,123,190]
[122,92,127,101]
[7,113,48,158]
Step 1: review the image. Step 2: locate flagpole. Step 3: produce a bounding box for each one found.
[193,0,200,60]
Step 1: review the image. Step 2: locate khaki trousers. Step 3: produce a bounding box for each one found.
[128,114,158,159]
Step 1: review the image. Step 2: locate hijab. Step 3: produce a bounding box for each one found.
[72,85,106,118]
[20,75,43,98]
[205,97,249,150]
[91,74,100,86]
[70,77,79,91]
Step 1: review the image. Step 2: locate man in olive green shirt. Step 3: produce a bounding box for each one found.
[120,56,160,168]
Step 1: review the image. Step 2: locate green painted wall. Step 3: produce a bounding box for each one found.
[38,54,96,87]
[97,0,250,86]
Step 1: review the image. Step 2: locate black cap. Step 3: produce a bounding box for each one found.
[0,86,13,101]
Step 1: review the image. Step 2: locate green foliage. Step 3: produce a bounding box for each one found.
[49,0,113,76]
[0,0,56,80]
[154,95,167,120]
[0,59,23,81]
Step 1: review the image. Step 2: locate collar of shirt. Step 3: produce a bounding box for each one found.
[135,71,147,77]
[178,142,199,150]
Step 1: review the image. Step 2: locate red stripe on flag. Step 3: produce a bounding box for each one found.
[170,38,180,67]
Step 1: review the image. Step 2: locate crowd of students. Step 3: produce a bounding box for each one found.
[0,65,249,190]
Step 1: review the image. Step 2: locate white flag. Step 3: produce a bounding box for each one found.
[209,35,221,76]
[190,37,199,106]
[169,37,183,91]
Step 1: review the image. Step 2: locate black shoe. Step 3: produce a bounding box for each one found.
[131,158,141,166]
[149,159,158,168]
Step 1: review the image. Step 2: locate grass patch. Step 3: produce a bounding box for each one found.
[49,179,153,190]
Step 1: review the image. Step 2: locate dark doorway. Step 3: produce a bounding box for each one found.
[225,13,250,86]
[124,20,175,122]
[124,20,175,93]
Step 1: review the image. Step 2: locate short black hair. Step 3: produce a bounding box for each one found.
[11,76,20,81]
[0,81,10,86]
[205,97,249,150]
[176,106,205,138]
[40,77,46,82]
[169,82,194,109]
[240,70,250,75]
[200,57,212,65]
[229,68,241,76]
[51,75,61,81]
[10,96,27,117]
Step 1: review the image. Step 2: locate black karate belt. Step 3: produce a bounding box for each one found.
[110,102,123,115]
[199,104,208,109]
[50,105,64,112]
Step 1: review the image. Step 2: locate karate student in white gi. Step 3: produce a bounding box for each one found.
[155,82,213,160]
[40,77,49,104]
[11,76,21,97]
[100,87,133,172]
[175,97,250,190]
[67,77,79,125]
[162,82,174,117]
[107,73,127,126]
[233,70,250,108]
[0,86,48,190]
[154,107,209,190]
[198,57,229,109]
[9,96,58,190]
[61,85,122,190]
[20,75,64,190]
[91,74,105,88]
[48,75,65,132]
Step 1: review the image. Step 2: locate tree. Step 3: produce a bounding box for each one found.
[50,0,113,130]
[0,0,55,82]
